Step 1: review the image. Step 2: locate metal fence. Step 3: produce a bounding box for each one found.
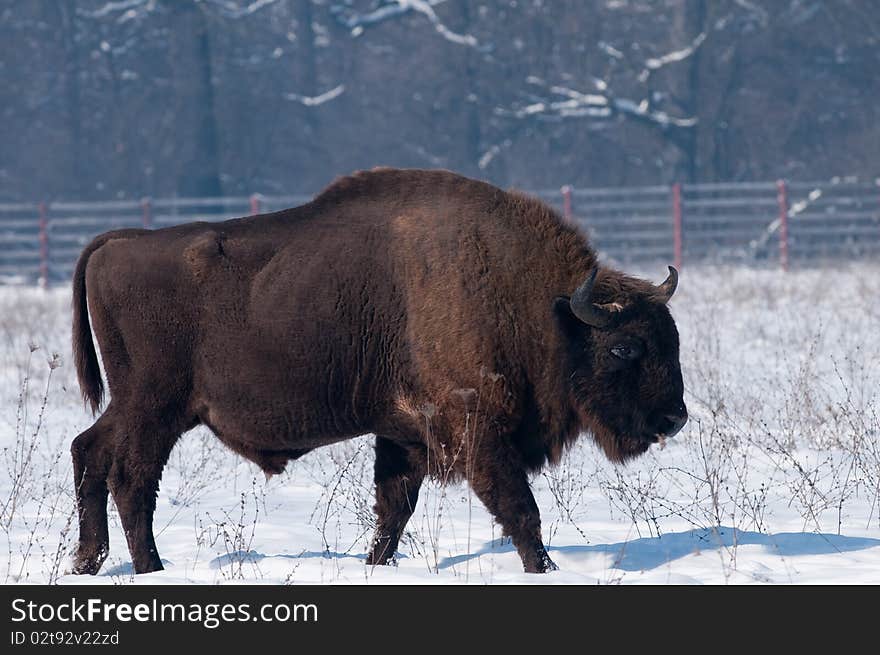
[0,194,311,285]
[534,179,879,269]
[1,180,878,285]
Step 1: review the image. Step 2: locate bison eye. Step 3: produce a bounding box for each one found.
[611,344,640,361]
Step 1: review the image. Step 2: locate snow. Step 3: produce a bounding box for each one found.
[1,262,878,585]
[285,84,345,107]
[333,0,482,49]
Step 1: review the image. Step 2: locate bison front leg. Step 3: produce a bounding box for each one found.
[366,437,426,566]
[106,418,179,574]
[469,450,557,574]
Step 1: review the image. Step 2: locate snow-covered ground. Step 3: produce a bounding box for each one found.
[1,263,879,585]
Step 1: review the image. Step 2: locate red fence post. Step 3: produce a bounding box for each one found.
[671,183,683,270]
[777,180,789,272]
[38,201,49,288]
[250,193,261,215]
[561,185,572,222]
[141,197,152,229]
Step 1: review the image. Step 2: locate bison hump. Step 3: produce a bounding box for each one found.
[184,231,227,281]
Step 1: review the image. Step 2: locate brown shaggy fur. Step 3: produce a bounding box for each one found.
[70,168,686,575]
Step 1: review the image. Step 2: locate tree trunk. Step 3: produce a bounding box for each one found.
[294,0,319,135]
[164,0,222,197]
[445,1,482,174]
[665,0,706,183]
[57,2,85,197]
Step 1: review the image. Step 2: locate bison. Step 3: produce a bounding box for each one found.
[70,168,687,575]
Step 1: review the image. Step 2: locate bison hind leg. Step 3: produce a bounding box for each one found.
[71,408,117,575]
[105,415,182,574]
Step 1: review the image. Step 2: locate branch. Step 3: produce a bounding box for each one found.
[478,140,511,170]
[83,0,280,21]
[638,31,707,82]
[500,78,697,128]
[598,40,624,60]
[749,187,823,256]
[79,0,154,21]
[202,0,281,19]
[285,84,346,107]
[332,0,483,49]
[612,97,698,128]
[732,0,769,27]
[332,0,445,31]
[406,0,479,47]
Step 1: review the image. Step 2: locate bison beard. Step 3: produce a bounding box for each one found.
[69,168,687,575]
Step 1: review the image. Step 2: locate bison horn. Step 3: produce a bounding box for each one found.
[657,265,678,302]
[569,268,613,328]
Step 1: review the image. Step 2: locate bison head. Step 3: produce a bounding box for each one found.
[554,266,688,462]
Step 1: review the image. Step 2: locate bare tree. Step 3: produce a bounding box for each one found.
[162,0,223,196]
[2,0,879,201]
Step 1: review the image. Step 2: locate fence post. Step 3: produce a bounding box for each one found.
[141,197,152,229]
[561,185,572,222]
[38,201,49,289]
[671,183,683,270]
[250,193,261,215]
[777,180,789,272]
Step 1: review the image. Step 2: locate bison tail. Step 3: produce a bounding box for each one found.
[72,238,106,414]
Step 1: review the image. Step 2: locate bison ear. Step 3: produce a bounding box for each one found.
[553,296,585,339]
[553,296,572,317]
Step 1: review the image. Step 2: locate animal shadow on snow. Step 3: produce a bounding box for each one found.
[99,530,879,575]
[439,528,880,572]
[208,549,372,570]
[102,559,173,577]
[100,550,374,575]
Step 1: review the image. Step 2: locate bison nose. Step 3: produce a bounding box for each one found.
[662,412,688,439]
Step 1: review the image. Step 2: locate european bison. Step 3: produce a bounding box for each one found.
[70,168,687,575]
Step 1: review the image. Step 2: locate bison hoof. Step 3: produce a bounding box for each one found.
[366,535,398,567]
[72,545,109,575]
[523,548,558,573]
[365,550,397,567]
[133,561,164,575]
[132,553,164,575]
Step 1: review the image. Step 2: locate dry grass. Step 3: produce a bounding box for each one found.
[0,262,878,583]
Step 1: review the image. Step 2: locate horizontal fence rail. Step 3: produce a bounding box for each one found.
[1,180,878,286]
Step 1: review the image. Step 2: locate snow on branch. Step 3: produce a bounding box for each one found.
[749,187,822,256]
[478,138,516,170]
[202,0,281,19]
[481,77,696,171]
[332,0,482,49]
[732,0,769,27]
[83,0,280,21]
[598,41,624,60]
[499,78,697,128]
[612,97,698,128]
[638,31,707,82]
[80,0,154,21]
[285,84,346,107]
[405,0,479,47]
